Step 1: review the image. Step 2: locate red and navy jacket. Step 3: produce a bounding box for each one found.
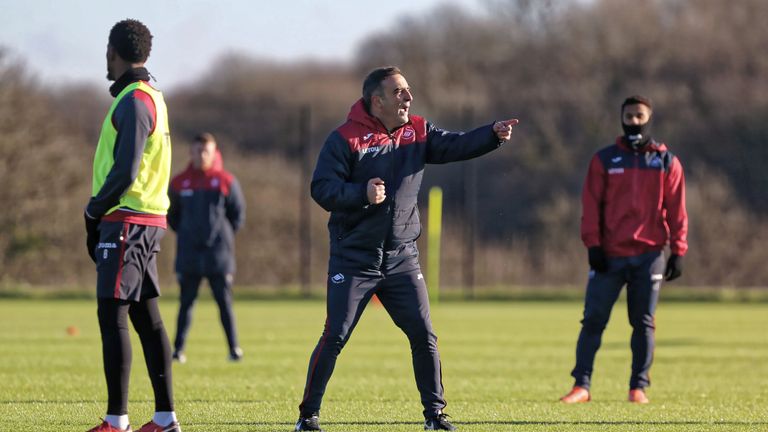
[168,150,246,275]
[581,136,688,258]
[311,99,503,276]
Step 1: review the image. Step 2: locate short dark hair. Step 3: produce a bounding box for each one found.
[193,132,216,145]
[621,95,653,111]
[109,19,152,63]
[362,66,402,110]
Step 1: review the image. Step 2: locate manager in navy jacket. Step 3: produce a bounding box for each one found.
[167,133,246,363]
[294,66,519,432]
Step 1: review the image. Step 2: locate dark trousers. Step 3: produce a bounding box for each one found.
[299,269,445,418]
[571,251,665,390]
[97,297,174,415]
[173,272,239,352]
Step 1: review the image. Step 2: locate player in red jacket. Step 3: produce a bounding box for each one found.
[560,95,688,405]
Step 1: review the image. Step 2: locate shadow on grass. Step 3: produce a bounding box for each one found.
[464,420,766,425]
[135,420,767,426]
[6,401,765,428]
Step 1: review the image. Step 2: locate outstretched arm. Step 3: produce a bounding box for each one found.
[425,118,519,164]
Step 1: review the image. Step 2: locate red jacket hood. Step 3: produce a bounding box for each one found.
[170,148,235,194]
[347,98,414,133]
[183,149,224,175]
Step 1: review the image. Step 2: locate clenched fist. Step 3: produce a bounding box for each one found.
[367,177,386,204]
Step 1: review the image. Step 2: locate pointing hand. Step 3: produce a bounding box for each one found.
[493,119,519,142]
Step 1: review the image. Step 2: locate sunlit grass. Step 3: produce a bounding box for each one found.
[0,299,766,431]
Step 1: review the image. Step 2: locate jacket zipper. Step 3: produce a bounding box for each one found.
[388,132,396,208]
[632,151,640,215]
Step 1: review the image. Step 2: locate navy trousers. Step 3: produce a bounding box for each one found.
[571,251,665,390]
[173,272,239,352]
[299,269,446,418]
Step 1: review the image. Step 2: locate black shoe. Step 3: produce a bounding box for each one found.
[294,413,322,431]
[425,412,456,431]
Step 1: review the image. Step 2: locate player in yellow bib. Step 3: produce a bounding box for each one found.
[84,19,181,432]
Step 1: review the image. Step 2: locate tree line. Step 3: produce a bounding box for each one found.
[2,0,766,290]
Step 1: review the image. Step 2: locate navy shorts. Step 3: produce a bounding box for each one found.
[96,221,165,301]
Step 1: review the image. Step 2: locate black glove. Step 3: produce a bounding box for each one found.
[588,247,608,273]
[664,254,683,281]
[84,212,101,263]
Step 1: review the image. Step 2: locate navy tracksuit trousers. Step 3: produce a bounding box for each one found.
[173,272,239,352]
[571,251,665,390]
[299,269,445,418]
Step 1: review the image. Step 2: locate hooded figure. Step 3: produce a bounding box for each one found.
[167,133,246,363]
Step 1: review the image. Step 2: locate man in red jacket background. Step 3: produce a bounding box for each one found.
[560,95,688,404]
[167,133,246,364]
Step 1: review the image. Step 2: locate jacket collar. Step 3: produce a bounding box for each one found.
[347,98,411,134]
[109,67,151,97]
[615,135,667,153]
[182,150,224,177]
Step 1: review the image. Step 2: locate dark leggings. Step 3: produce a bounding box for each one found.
[173,272,239,352]
[97,297,174,415]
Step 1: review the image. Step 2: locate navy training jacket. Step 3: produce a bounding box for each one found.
[168,151,245,275]
[312,99,504,276]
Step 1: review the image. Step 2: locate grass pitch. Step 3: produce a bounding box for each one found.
[0,298,766,431]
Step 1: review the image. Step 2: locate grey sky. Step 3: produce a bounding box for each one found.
[0,0,483,90]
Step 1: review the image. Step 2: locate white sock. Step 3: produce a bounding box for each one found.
[105,414,130,430]
[153,411,178,426]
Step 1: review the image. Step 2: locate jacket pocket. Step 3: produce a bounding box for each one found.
[391,206,421,242]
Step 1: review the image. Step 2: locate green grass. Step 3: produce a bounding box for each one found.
[0,299,766,431]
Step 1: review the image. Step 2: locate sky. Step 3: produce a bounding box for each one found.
[0,0,484,91]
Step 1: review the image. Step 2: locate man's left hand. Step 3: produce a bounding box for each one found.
[664,254,683,281]
[493,119,519,142]
[84,211,101,263]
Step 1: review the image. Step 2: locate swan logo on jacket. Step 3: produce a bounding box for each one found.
[401,126,415,142]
